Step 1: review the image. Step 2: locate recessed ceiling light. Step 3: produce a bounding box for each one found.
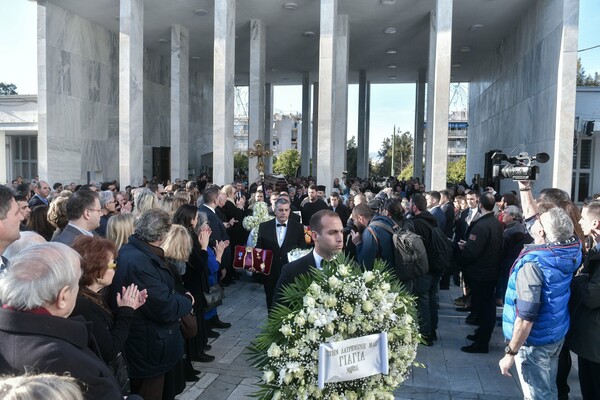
[386,48,397,55]
[469,24,484,31]
[459,46,471,52]
[283,2,298,10]
[380,0,396,4]
[191,56,200,60]
[388,75,398,80]
[302,31,316,38]
[282,77,289,81]
[194,9,209,16]
[450,75,455,79]
[452,63,462,68]
[158,38,168,43]
[270,67,279,72]
[387,63,398,69]
[383,27,397,34]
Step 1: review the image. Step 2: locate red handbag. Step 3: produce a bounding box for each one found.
[233,245,273,275]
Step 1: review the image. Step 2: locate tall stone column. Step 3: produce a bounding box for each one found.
[311,82,319,176]
[213,0,235,185]
[0,131,6,184]
[119,0,144,187]
[552,0,579,188]
[365,81,371,178]
[301,72,311,176]
[317,0,337,193]
[414,69,426,182]
[170,24,189,182]
[357,70,367,178]
[332,14,349,183]
[37,2,48,181]
[425,0,452,191]
[249,19,266,184]
[264,82,273,175]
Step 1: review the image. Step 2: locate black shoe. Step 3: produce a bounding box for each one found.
[455,306,472,312]
[465,317,480,326]
[421,336,434,346]
[466,334,478,341]
[193,352,215,362]
[431,330,438,341]
[185,373,200,382]
[203,344,212,351]
[209,318,232,329]
[207,329,220,338]
[460,343,488,354]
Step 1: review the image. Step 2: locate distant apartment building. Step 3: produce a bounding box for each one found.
[448,109,468,162]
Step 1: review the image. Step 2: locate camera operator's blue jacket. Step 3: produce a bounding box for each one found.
[502,237,581,346]
[356,215,396,271]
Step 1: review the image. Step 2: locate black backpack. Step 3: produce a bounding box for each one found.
[368,221,429,281]
[410,219,453,274]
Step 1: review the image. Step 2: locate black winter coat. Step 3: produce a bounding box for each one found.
[110,235,193,379]
[569,247,600,363]
[0,309,121,400]
[460,212,503,281]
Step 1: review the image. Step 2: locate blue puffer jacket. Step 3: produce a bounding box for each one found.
[502,237,582,346]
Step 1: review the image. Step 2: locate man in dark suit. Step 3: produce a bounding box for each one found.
[329,191,350,227]
[28,180,51,209]
[453,189,481,306]
[256,197,306,309]
[198,186,232,284]
[273,210,344,306]
[52,190,101,247]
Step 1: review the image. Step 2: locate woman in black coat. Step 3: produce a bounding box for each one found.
[70,236,147,394]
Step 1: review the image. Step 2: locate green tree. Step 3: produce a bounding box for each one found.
[447,156,466,184]
[273,149,301,177]
[577,58,600,87]
[398,164,413,181]
[234,152,248,175]
[346,136,357,177]
[376,129,413,178]
[0,83,18,95]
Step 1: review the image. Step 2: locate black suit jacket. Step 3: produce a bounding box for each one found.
[52,224,86,247]
[256,218,306,286]
[199,204,229,245]
[330,204,351,227]
[273,251,318,306]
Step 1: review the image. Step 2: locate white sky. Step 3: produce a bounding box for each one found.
[1,0,599,154]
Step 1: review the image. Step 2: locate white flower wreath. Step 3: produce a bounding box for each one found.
[248,257,421,399]
[243,201,275,244]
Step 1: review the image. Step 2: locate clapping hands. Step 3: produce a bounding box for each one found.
[116,284,148,310]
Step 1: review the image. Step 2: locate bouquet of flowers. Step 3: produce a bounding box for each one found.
[243,201,274,245]
[248,256,421,399]
[287,248,312,263]
[304,226,313,245]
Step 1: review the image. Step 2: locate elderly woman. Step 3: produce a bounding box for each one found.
[109,210,193,400]
[47,196,70,240]
[70,236,146,393]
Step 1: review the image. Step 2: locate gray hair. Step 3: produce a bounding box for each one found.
[3,231,47,259]
[540,207,574,243]
[504,205,523,221]
[0,243,81,310]
[134,209,172,242]
[0,373,83,400]
[197,211,208,228]
[98,190,115,208]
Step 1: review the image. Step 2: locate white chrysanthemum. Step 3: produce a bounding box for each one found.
[263,370,275,383]
[280,324,293,336]
[267,342,282,358]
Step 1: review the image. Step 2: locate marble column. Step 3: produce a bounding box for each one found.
[119,0,144,187]
[170,24,189,182]
[264,82,273,175]
[0,131,6,184]
[311,82,319,176]
[213,0,235,185]
[249,19,266,184]
[414,70,426,182]
[332,14,349,183]
[357,70,367,178]
[425,0,452,191]
[365,81,371,178]
[552,0,579,188]
[317,0,337,193]
[37,2,48,181]
[301,72,311,176]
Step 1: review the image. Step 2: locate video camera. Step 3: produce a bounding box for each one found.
[491,150,550,181]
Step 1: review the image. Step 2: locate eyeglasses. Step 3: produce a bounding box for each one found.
[527,214,546,238]
[107,261,117,269]
[87,208,102,213]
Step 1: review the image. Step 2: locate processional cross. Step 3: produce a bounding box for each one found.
[247,140,273,182]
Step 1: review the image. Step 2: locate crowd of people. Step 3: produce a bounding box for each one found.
[0,172,598,399]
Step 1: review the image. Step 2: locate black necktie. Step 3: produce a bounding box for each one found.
[277,223,286,227]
